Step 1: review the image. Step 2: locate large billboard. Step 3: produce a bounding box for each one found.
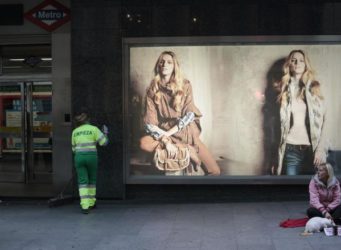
[123,36,341,184]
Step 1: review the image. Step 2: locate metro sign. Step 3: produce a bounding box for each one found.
[24,0,70,32]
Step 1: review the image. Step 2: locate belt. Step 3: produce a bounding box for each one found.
[286,144,310,151]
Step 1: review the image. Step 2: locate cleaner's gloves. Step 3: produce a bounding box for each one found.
[102,125,109,135]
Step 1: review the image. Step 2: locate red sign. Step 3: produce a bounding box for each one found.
[24,0,70,32]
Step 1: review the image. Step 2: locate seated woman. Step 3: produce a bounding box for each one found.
[307,163,341,224]
[140,51,220,176]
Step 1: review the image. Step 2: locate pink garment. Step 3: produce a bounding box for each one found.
[309,175,341,214]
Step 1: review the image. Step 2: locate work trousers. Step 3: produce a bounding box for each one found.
[74,152,98,209]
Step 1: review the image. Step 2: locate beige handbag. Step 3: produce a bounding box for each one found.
[153,144,190,171]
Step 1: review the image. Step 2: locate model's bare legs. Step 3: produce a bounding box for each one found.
[140,135,220,176]
[197,139,221,176]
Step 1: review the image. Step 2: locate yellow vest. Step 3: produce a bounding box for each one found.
[71,124,108,153]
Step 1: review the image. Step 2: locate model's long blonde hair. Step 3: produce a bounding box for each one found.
[149,51,184,112]
[325,163,335,184]
[278,50,322,104]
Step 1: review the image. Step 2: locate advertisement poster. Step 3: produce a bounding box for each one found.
[124,37,341,182]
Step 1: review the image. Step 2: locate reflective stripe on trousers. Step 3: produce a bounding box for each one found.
[79,184,96,208]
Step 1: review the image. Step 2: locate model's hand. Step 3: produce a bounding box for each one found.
[165,142,178,159]
[314,152,325,166]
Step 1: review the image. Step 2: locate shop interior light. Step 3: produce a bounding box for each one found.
[3,66,22,69]
[9,58,25,62]
[9,57,51,62]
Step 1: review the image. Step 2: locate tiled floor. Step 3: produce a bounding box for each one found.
[0,200,339,250]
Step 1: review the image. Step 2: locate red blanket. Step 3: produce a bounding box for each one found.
[279,218,309,228]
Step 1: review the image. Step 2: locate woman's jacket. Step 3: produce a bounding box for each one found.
[277,79,327,175]
[309,175,341,214]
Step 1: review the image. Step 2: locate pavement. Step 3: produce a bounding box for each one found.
[0,200,340,250]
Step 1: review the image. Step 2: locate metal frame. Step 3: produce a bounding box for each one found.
[123,35,341,185]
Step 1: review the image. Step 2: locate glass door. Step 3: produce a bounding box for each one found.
[0,82,25,182]
[30,81,53,183]
[0,81,52,183]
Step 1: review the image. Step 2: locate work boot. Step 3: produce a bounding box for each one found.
[89,204,97,210]
[81,208,89,214]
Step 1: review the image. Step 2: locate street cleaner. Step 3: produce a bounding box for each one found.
[72,112,108,214]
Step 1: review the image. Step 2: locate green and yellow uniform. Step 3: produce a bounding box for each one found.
[72,123,108,210]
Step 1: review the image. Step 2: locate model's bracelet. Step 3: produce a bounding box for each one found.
[177,112,195,130]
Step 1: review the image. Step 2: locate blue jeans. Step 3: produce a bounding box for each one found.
[284,144,314,175]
